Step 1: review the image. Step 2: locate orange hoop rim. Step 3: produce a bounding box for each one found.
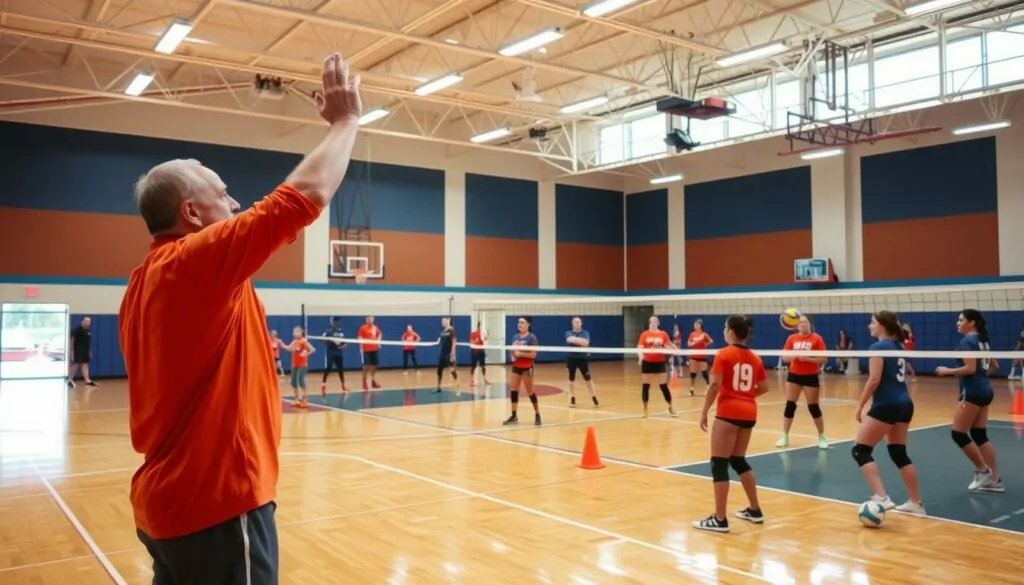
[352,268,368,284]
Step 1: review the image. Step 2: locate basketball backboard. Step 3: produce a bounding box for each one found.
[329,240,384,279]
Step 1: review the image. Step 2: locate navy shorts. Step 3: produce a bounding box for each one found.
[867,401,914,425]
[960,388,994,407]
[363,351,379,367]
[138,502,278,585]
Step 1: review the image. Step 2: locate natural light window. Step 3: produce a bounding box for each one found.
[986,25,1024,87]
[874,45,940,107]
[628,114,667,159]
[599,124,625,165]
[774,80,802,130]
[729,89,769,137]
[946,36,983,93]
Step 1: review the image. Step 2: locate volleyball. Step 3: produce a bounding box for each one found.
[858,501,886,528]
[780,308,802,330]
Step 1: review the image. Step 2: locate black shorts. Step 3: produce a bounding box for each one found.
[363,351,379,367]
[137,501,278,585]
[716,416,756,429]
[438,355,454,369]
[960,389,994,407]
[72,353,90,365]
[641,361,667,375]
[471,350,486,368]
[511,365,533,376]
[567,358,591,381]
[867,401,914,425]
[786,372,820,388]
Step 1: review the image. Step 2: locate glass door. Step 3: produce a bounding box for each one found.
[1,303,70,379]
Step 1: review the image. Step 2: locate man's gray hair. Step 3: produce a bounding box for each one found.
[133,159,206,235]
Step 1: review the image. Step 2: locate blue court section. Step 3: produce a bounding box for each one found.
[668,423,1024,533]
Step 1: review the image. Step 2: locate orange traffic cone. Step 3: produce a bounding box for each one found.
[577,426,605,470]
[1011,389,1024,416]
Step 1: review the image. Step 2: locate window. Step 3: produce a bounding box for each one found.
[946,36,983,94]
[874,45,940,107]
[688,118,726,145]
[599,124,625,165]
[728,89,769,138]
[774,80,801,130]
[986,25,1024,87]
[628,114,666,159]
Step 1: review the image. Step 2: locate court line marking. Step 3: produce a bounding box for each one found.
[280,451,769,583]
[29,460,128,585]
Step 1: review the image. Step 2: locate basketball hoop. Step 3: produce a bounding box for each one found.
[352,268,368,285]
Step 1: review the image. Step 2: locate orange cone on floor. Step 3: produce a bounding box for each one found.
[577,426,605,470]
[1011,389,1024,416]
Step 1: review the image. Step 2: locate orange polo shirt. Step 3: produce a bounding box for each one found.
[119,184,320,539]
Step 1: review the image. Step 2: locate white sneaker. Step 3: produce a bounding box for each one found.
[871,494,896,511]
[668,406,678,418]
[775,434,789,448]
[817,434,829,450]
[972,472,1006,493]
[895,501,927,517]
[969,469,993,491]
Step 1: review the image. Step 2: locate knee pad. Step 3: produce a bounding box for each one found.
[886,444,912,469]
[969,427,989,446]
[807,403,823,419]
[851,443,874,467]
[729,456,752,475]
[951,429,972,448]
[510,390,520,404]
[568,370,577,382]
[582,373,592,382]
[710,457,730,482]
[783,400,797,419]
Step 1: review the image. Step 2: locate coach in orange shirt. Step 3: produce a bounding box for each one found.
[118,53,362,584]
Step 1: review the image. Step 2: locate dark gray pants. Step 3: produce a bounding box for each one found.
[137,502,278,585]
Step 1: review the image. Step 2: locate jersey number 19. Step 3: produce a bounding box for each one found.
[732,363,754,392]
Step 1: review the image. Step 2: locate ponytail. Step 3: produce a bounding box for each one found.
[962,309,989,344]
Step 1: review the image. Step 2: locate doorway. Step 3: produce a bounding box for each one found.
[1,303,70,380]
[622,305,654,349]
[473,309,507,364]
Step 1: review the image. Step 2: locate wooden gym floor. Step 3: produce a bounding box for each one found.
[1,361,1023,584]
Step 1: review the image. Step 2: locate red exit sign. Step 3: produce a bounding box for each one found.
[22,286,40,298]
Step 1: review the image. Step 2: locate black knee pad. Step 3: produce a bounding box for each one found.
[582,373,592,382]
[568,370,577,382]
[510,390,520,404]
[951,429,972,448]
[710,457,730,482]
[729,456,752,475]
[807,403,822,418]
[851,443,874,467]
[886,444,912,469]
[969,427,989,446]
[783,400,797,419]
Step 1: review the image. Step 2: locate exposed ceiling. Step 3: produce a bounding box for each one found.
[0,0,1019,172]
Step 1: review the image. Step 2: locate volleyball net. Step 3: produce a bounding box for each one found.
[465,282,1024,377]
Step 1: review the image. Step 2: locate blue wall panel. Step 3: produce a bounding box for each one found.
[626,189,668,246]
[685,167,812,240]
[328,160,445,234]
[555,184,624,246]
[861,137,997,224]
[466,174,538,240]
[0,121,301,215]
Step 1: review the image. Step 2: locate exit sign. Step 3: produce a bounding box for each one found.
[22,286,40,298]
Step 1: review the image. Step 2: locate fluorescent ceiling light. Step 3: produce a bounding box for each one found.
[155,19,193,54]
[498,27,565,57]
[582,0,637,17]
[801,148,844,160]
[952,120,1011,135]
[715,42,789,68]
[904,0,970,16]
[125,72,155,96]
[358,108,389,125]
[650,174,683,185]
[470,127,511,143]
[414,73,462,96]
[560,96,608,114]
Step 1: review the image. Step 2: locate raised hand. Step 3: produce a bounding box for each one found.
[313,53,362,125]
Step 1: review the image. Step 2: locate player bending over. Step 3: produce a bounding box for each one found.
[936,309,1004,493]
[433,317,458,393]
[777,314,829,450]
[852,311,925,516]
[693,315,768,533]
[566,317,598,408]
[637,316,677,418]
[503,317,541,426]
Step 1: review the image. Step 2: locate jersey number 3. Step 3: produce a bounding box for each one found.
[732,363,754,392]
[895,358,906,383]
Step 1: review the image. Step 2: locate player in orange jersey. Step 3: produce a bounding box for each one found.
[469,321,491,386]
[401,324,421,372]
[687,318,714,396]
[357,315,382,390]
[284,326,315,408]
[503,316,541,426]
[269,330,285,378]
[777,314,829,449]
[693,315,769,533]
[671,323,686,380]
[637,316,678,418]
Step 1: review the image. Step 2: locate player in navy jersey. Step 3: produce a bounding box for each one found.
[566,317,599,408]
[433,317,458,393]
[851,311,925,516]
[320,317,348,396]
[936,309,1004,492]
[504,317,541,426]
